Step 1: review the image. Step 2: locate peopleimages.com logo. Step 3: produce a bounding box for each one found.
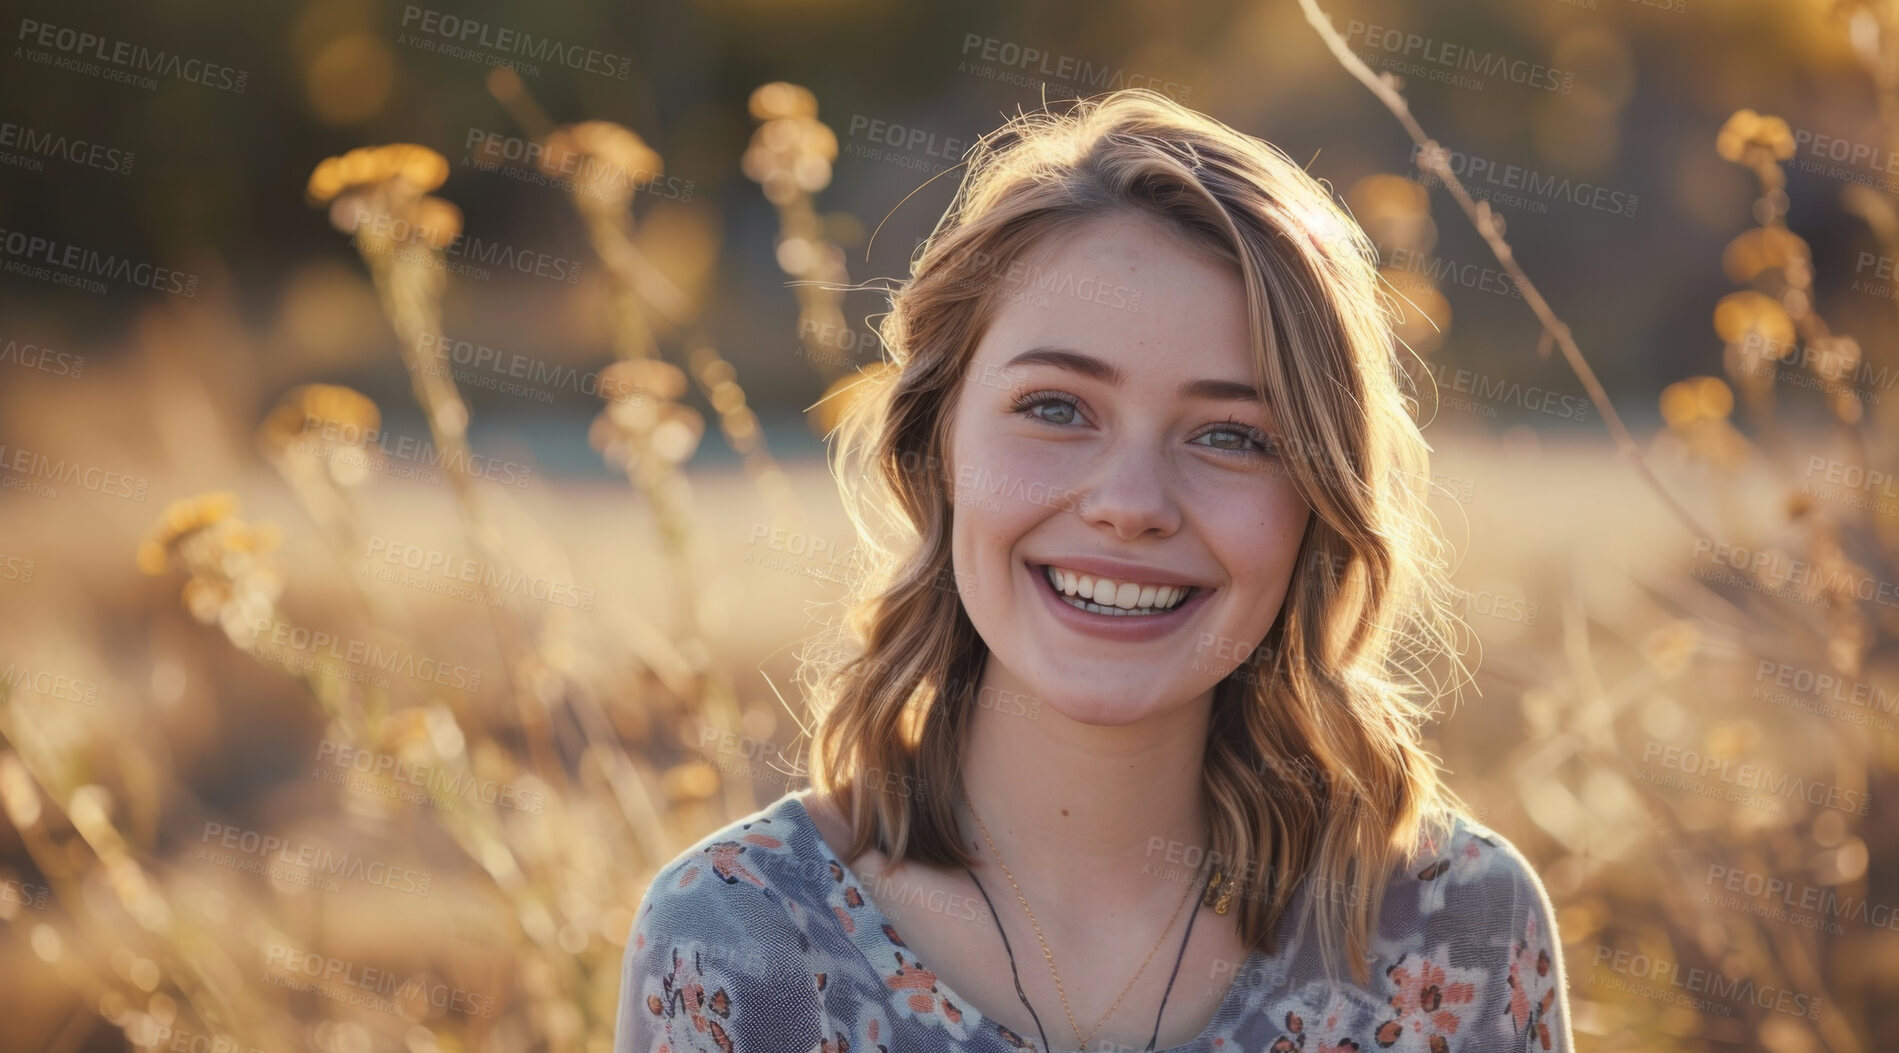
[14,18,249,93]
[397,6,631,80]
[957,33,1192,102]
[0,228,198,297]
[350,212,583,285]
[1410,143,1639,218]
[0,119,134,176]
[244,618,484,693]
[362,535,596,612]
[266,943,498,1019]
[0,443,150,502]
[464,129,695,203]
[1343,21,1574,94]
[314,740,547,814]
[198,822,433,896]
[0,337,84,378]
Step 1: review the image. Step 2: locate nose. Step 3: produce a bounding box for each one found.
[1075,440,1183,541]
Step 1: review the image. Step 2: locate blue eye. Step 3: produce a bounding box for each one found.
[1192,422,1276,458]
[1010,390,1084,426]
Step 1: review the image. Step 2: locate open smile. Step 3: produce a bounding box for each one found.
[1038,562,1196,614]
[1026,559,1215,640]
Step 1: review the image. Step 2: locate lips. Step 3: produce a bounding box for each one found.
[1025,558,1216,640]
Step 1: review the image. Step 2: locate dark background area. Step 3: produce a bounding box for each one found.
[3,0,1882,464]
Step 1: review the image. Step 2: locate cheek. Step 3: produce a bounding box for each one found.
[946,439,1027,582]
[1205,486,1310,601]
[964,434,1071,495]
[950,435,1069,535]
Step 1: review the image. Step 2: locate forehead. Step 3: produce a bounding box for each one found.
[970,212,1257,383]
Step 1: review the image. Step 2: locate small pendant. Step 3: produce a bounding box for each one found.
[1204,869,1234,914]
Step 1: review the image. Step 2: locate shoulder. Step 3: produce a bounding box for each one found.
[1395,808,1563,957]
[1427,809,1556,901]
[1226,812,1574,1053]
[1377,808,1574,1051]
[641,793,828,908]
[615,794,831,1053]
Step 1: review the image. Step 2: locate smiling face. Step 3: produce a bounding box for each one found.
[944,210,1314,727]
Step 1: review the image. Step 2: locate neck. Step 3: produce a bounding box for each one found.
[956,655,1215,916]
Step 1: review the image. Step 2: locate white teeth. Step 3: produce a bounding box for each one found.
[1041,564,1192,614]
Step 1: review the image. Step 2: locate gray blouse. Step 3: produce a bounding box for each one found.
[616,792,1574,1052]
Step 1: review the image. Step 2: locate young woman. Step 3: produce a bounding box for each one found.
[617,88,1574,1053]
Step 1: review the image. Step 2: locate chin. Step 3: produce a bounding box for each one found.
[1029,683,1181,728]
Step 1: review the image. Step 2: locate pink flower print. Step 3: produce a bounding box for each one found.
[822,877,866,934]
[1507,915,1558,1050]
[823,1005,894,1053]
[886,950,943,1013]
[885,951,968,1034]
[1316,990,1364,1051]
[642,947,738,1053]
[1266,992,1366,1052]
[705,834,781,888]
[1376,953,1477,1050]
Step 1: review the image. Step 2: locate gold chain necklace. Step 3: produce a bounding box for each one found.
[959,785,1211,1050]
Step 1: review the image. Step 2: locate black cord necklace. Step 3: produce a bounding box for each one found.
[960,861,1053,1053]
[960,861,1216,1053]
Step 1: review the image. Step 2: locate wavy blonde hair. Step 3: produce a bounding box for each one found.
[798,87,1473,988]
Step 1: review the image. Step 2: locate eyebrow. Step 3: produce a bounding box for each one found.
[1001,346,1265,403]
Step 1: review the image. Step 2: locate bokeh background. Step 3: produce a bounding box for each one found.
[1,0,1896,1049]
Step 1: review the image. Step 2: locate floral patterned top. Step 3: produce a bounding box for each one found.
[615,792,1574,1053]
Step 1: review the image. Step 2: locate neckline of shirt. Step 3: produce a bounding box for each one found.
[773,791,1276,1053]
